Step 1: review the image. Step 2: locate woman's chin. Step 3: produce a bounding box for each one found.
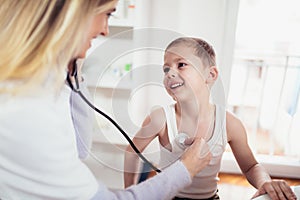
[76,52,87,59]
[77,44,90,58]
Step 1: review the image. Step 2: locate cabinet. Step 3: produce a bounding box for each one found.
[83,1,135,90]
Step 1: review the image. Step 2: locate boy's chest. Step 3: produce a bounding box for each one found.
[159,120,214,152]
[177,118,215,141]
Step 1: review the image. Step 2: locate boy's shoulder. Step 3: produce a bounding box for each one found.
[225,109,240,123]
[150,106,166,120]
[224,108,245,139]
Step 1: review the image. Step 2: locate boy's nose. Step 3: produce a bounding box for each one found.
[167,68,177,78]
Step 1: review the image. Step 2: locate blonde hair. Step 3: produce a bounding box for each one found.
[0,0,116,94]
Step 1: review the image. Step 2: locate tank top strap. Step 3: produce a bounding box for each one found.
[216,104,227,146]
[207,104,227,148]
[162,103,178,143]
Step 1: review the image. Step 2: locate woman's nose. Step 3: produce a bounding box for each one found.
[100,25,109,36]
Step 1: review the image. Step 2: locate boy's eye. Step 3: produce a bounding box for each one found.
[163,67,170,73]
[178,63,187,68]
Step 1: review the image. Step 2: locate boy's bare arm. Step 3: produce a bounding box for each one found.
[226,111,259,177]
[226,111,297,200]
[124,108,166,188]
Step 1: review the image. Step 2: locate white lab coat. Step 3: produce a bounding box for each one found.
[0,85,98,199]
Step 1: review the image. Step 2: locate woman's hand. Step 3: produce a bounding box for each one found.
[180,137,211,178]
[252,180,297,200]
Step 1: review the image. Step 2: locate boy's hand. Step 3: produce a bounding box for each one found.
[252,180,297,200]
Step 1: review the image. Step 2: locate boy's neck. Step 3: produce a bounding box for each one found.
[175,99,213,119]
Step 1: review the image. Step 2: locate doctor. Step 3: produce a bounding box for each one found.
[0,0,212,199]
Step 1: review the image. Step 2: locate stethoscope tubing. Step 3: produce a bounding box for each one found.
[67,62,161,173]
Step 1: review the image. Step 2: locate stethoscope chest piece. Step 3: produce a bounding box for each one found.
[175,132,189,150]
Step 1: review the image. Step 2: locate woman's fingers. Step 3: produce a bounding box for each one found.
[181,138,211,178]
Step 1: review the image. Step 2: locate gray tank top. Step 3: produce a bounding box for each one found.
[159,104,227,199]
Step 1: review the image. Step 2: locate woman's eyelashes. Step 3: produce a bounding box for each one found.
[107,11,116,19]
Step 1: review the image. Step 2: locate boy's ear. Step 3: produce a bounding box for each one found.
[206,66,218,84]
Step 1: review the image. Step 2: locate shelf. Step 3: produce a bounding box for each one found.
[87,81,133,90]
[86,75,133,90]
[88,84,132,91]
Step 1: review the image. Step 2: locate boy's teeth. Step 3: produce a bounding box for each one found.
[170,83,183,89]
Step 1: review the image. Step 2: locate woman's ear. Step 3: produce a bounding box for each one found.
[206,66,218,84]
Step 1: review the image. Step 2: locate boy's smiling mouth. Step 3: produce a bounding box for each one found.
[170,82,184,89]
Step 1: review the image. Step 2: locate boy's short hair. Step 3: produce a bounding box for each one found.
[165,37,216,67]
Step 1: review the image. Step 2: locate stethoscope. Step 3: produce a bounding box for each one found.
[66,60,161,173]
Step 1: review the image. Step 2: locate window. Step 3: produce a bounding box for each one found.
[225,0,300,177]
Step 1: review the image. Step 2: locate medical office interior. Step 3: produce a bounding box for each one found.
[81,0,300,199]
